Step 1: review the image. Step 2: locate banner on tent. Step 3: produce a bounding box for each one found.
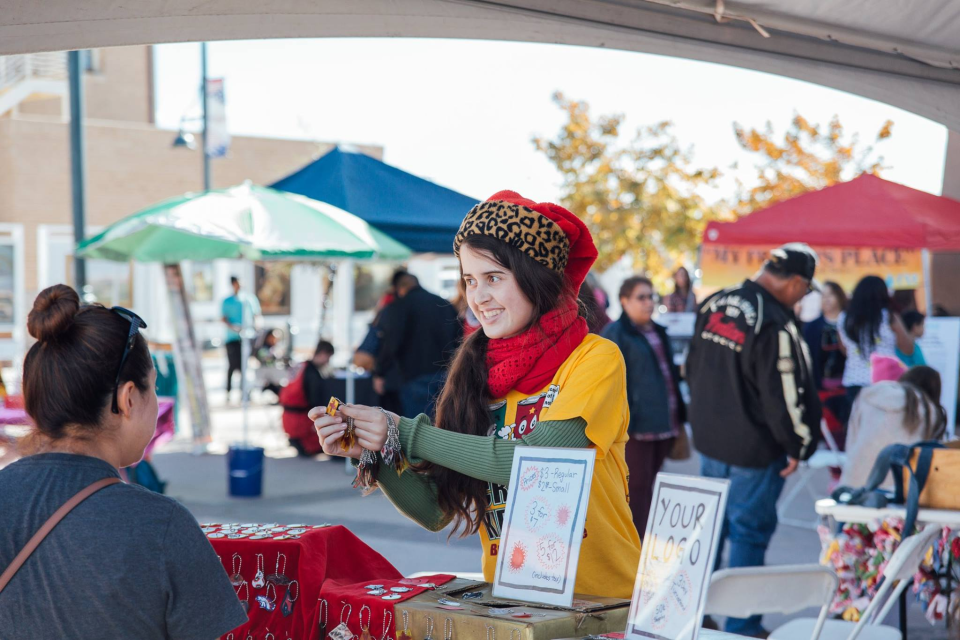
[700,244,923,292]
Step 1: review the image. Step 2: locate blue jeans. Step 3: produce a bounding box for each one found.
[701,454,787,636]
[401,371,446,420]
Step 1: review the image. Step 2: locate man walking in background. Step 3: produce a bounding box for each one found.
[375,272,461,418]
[686,243,822,637]
[222,276,262,405]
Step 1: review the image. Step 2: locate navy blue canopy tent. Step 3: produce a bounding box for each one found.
[270,147,479,254]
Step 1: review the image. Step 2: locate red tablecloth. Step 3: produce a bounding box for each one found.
[319,573,456,637]
[209,524,410,639]
[0,397,176,458]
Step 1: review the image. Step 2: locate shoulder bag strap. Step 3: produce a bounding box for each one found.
[0,476,121,595]
[901,443,943,538]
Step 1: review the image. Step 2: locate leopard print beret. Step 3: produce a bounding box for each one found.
[453,199,571,273]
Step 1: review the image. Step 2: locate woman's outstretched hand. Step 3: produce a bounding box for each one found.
[339,404,398,452]
[308,406,363,459]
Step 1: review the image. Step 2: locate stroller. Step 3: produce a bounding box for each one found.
[252,328,295,398]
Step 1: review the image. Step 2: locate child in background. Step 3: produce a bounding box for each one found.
[897,310,927,367]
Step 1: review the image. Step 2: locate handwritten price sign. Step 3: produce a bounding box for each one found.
[493,446,596,607]
[625,473,728,640]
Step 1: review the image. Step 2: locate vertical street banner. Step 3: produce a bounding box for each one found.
[204,78,230,158]
[626,473,729,640]
[493,447,596,607]
[164,264,211,443]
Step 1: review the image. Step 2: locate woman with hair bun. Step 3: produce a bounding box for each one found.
[0,285,246,639]
[311,191,641,598]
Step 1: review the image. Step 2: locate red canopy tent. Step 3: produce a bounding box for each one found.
[704,174,960,250]
[700,175,960,305]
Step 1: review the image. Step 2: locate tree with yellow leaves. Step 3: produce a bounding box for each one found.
[731,114,893,216]
[533,92,725,283]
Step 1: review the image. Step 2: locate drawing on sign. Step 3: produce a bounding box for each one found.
[626,473,729,640]
[493,447,596,607]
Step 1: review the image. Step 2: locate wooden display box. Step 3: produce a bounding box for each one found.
[398,579,629,640]
[904,445,960,510]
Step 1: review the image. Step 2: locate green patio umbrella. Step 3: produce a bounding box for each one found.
[77,181,412,262]
[76,181,411,452]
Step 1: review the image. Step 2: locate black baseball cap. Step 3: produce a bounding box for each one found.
[766,243,820,292]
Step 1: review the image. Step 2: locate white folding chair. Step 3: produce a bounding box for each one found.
[705,564,838,640]
[778,421,847,529]
[772,526,941,640]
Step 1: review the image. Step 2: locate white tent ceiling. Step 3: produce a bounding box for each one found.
[2,0,960,129]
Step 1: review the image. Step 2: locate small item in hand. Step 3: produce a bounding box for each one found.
[325,396,341,416]
[327,396,359,452]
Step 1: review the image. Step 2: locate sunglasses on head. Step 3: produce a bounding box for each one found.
[110,306,148,415]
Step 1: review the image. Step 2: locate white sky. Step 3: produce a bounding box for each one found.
[153,38,948,203]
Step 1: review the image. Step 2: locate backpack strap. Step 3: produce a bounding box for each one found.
[0,477,121,595]
[901,443,941,537]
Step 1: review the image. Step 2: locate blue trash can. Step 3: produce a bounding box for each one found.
[227,445,264,497]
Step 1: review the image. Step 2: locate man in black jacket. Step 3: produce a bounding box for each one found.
[375,273,462,419]
[687,243,822,637]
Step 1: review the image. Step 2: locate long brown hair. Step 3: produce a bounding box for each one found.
[898,366,947,439]
[432,234,567,536]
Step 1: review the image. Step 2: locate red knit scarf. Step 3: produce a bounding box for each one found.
[485,297,588,399]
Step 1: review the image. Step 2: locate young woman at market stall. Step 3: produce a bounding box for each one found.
[0,285,246,639]
[310,191,642,598]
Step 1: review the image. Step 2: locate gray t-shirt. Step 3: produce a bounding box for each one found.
[0,453,247,639]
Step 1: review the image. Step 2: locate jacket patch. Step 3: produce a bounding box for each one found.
[701,311,746,352]
[705,293,757,327]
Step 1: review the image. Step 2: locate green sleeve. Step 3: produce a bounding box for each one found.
[375,462,452,533]
[396,415,590,486]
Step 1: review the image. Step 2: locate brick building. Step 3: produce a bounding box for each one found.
[0,46,382,364]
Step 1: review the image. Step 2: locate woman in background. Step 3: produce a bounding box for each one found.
[802,282,850,443]
[841,365,947,488]
[838,275,914,402]
[664,266,697,313]
[602,276,685,539]
[897,310,927,367]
